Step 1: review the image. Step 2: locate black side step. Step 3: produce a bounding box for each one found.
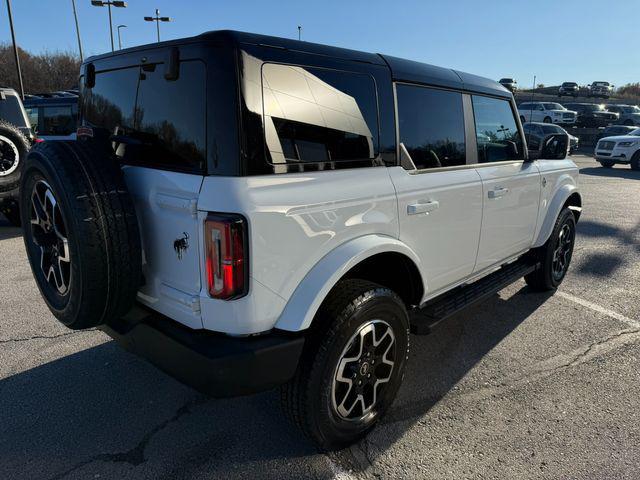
[409,258,540,335]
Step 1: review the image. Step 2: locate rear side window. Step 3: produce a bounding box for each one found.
[42,106,76,136]
[133,60,206,172]
[472,96,524,163]
[396,84,466,169]
[261,64,379,167]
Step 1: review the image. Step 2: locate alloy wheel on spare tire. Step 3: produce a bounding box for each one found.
[20,140,142,330]
[0,120,30,193]
[281,279,409,450]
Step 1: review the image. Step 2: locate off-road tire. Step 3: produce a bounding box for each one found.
[630,152,640,171]
[525,207,576,291]
[600,161,614,168]
[20,140,142,330]
[281,279,410,450]
[0,120,30,193]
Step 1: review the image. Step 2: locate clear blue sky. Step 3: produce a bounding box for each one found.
[1,0,638,87]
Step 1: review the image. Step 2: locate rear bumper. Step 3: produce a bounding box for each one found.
[100,305,305,398]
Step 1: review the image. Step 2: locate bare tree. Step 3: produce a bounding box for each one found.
[0,44,81,94]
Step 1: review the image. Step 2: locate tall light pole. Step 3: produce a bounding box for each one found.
[71,0,83,61]
[90,0,127,52]
[117,24,127,50]
[5,0,24,99]
[144,9,171,43]
[298,25,302,41]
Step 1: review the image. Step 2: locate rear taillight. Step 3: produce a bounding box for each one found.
[33,137,45,143]
[204,214,248,299]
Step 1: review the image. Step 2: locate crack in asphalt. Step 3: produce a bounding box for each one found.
[47,395,209,480]
[0,329,97,344]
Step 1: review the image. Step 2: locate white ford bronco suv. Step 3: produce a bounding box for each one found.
[19,31,581,450]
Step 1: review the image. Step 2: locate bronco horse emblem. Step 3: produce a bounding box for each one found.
[173,232,189,260]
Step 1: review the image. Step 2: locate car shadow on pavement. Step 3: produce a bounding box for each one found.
[332,286,554,473]
[579,166,640,179]
[0,217,22,240]
[0,287,553,480]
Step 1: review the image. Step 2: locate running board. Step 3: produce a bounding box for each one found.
[409,258,540,335]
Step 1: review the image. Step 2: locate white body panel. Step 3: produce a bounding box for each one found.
[387,166,483,295]
[474,161,541,272]
[518,103,577,125]
[197,167,399,335]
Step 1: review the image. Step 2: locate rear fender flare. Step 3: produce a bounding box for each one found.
[274,235,425,332]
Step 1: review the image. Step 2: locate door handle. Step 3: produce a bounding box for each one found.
[488,187,509,199]
[407,200,439,215]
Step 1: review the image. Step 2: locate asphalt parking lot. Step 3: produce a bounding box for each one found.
[1,154,639,480]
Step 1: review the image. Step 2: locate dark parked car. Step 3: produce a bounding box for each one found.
[523,122,576,158]
[596,125,639,141]
[498,77,517,92]
[0,87,33,226]
[563,103,619,127]
[558,82,579,97]
[23,96,78,140]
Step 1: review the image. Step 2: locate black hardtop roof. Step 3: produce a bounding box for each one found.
[84,30,510,98]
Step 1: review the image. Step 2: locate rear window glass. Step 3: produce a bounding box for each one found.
[0,94,27,127]
[261,64,379,167]
[42,106,76,136]
[83,67,138,132]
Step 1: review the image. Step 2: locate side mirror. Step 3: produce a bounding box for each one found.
[540,133,569,160]
[505,140,518,158]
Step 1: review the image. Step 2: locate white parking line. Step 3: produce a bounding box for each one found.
[557,291,640,329]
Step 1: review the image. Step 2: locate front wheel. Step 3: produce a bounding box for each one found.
[630,152,640,171]
[600,161,614,168]
[281,279,409,450]
[543,116,552,124]
[525,208,576,291]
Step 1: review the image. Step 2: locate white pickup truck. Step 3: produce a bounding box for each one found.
[19,31,581,450]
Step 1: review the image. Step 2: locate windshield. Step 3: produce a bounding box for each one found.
[563,83,577,87]
[500,78,514,83]
[544,103,565,110]
[593,82,609,87]
[622,106,640,113]
[631,128,640,136]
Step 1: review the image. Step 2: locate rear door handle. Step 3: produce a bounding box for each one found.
[488,187,509,199]
[407,200,439,215]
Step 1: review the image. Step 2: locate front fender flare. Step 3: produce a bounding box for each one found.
[274,235,425,332]
[533,183,581,248]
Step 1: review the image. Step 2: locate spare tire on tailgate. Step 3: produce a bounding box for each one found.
[20,140,142,330]
[0,120,30,194]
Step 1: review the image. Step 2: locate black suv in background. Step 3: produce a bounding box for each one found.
[558,82,579,97]
[563,103,619,127]
[0,87,33,226]
[23,95,78,141]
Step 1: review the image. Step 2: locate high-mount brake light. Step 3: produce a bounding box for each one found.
[204,214,248,299]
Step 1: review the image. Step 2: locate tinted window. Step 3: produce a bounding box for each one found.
[396,85,466,169]
[0,94,26,127]
[25,107,38,132]
[541,125,563,134]
[262,64,379,167]
[543,103,564,110]
[472,95,524,163]
[83,67,138,132]
[133,61,206,172]
[42,106,76,135]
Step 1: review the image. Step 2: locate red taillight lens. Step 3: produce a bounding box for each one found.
[33,137,44,143]
[204,214,247,299]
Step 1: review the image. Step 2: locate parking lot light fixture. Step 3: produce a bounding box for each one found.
[90,0,127,52]
[144,8,171,43]
[117,24,127,49]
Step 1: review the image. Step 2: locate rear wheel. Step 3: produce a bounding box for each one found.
[0,199,21,227]
[20,140,142,330]
[599,161,614,168]
[281,279,409,450]
[624,119,634,126]
[525,208,576,291]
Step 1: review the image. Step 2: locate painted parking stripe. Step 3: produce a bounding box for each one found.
[557,291,640,329]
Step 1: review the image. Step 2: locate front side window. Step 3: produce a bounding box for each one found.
[42,106,76,135]
[544,103,565,111]
[396,84,466,169]
[472,95,524,163]
[261,64,379,167]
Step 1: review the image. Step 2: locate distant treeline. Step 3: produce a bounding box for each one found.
[0,44,80,94]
